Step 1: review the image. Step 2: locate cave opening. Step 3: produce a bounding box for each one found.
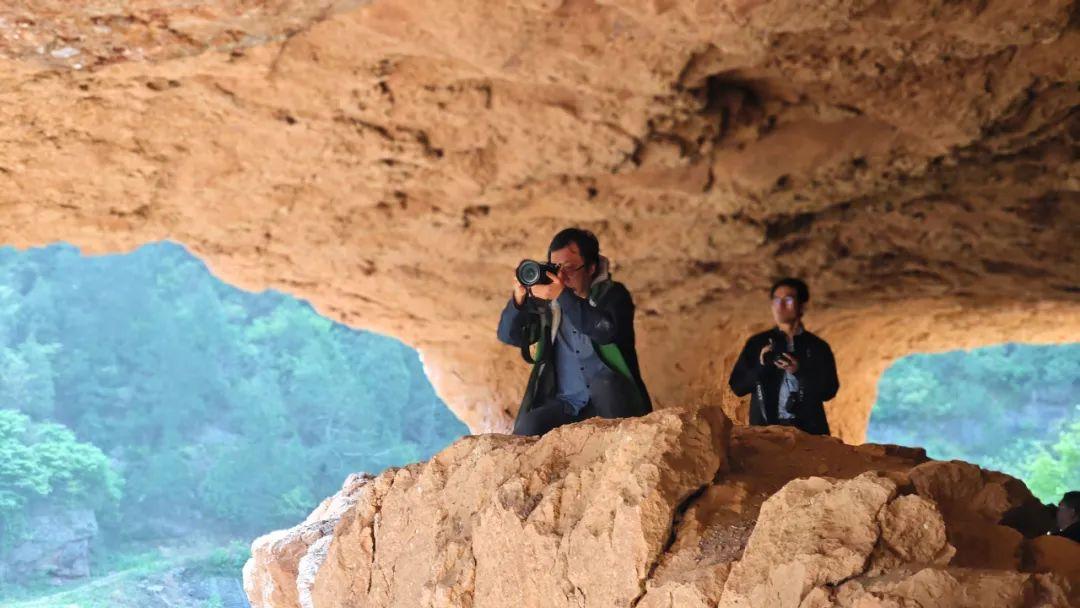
[0,241,467,605]
[866,342,1079,503]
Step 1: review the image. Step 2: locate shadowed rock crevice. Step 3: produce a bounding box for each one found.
[628,488,703,608]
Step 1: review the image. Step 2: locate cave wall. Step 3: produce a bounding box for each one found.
[1,0,1078,440]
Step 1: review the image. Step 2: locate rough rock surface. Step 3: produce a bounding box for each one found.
[1,508,98,582]
[244,472,373,608]
[309,406,731,608]
[1,1,1078,439]
[243,408,1079,608]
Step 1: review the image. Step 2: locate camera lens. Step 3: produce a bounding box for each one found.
[516,260,541,286]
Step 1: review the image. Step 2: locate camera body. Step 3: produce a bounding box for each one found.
[763,337,785,367]
[516,259,561,287]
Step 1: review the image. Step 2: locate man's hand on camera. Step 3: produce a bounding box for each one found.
[758,343,774,366]
[529,272,565,301]
[775,353,800,374]
[512,279,528,307]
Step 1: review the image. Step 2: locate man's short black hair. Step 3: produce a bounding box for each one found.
[1063,491,1080,511]
[770,277,810,303]
[548,228,600,269]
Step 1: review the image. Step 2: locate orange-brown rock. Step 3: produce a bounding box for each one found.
[243,409,1079,608]
[309,406,731,608]
[823,568,1071,608]
[719,472,904,606]
[1025,534,1080,589]
[243,472,374,608]
[1,1,1077,439]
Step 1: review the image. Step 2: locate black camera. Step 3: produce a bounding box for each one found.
[763,338,785,367]
[516,259,560,287]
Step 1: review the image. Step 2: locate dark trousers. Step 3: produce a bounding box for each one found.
[512,372,642,437]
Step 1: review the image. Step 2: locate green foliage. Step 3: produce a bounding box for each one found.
[869,343,1080,503]
[0,242,467,545]
[189,540,250,578]
[0,409,121,543]
[0,543,238,607]
[1021,408,1080,502]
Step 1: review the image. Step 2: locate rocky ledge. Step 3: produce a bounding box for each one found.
[242,407,1078,608]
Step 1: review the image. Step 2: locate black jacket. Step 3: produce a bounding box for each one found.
[1054,522,1080,543]
[728,327,838,435]
[497,278,651,425]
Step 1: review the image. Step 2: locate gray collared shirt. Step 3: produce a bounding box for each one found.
[552,294,612,414]
[777,332,800,420]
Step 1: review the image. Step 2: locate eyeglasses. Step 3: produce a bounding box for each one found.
[771,296,798,306]
[558,263,586,275]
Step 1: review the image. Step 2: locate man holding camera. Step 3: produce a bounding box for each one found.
[1054,491,1080,543]
[497,228,651,436]
[728,278,838,435]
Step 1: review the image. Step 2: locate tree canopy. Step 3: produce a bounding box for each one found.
[0,242,467,543]
[868,343,1079,503]
[0,409,121,540]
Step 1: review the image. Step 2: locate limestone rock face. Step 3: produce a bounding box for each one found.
[244,472,373,608]
[242,409,1079,608]
[309,406,731,608]
[1025,534,1080,588]
[1,508,98,582]
[821,568,1071,608]
[1,0,1077,439]
[720,473,915,607]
